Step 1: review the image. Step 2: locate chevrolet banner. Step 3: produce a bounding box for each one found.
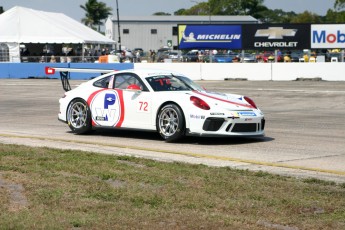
[242,24,310,50]
[178,25,242,50]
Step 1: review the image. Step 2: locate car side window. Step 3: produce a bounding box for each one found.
[113,73,147,91]
[146,75,191,91]
[93,75,112,88]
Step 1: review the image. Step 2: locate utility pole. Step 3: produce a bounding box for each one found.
[116,0,121,51]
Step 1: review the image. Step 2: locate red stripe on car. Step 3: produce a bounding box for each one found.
[114,89,125,127]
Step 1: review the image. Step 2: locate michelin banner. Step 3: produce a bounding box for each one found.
[178,25,242,50]
[311,24,345,49]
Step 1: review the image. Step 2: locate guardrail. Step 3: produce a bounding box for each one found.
[0,63,134,79]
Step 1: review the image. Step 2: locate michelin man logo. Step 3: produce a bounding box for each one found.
[183,32,196,41]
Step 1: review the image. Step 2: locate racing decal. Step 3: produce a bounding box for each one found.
[238,111,256,117]
[116,90,125,127]
[229,112,240,118]
[193,91,254,109]
[210,112,225,115]
[87,89,125,127]
[138,101,150,113]
[190,114,205,119]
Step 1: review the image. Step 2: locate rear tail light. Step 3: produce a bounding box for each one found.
[190,96,210,110]
[244,96,257,109]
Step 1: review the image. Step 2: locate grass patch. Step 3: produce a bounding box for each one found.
[0,143,344,229]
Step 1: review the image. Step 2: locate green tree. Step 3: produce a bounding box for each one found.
[175,0,268,21]
[335,0,345,10]
[260,9,297,23]
[177,2,210,15]
[80,0,112,32]
[238,0,268,19]
[0,6,4,14]
[174,8,187,15]
[324,9,345,22]
[168,0,342,23]
[153,12,171,15]
[290,11,322,23]
[207,0,266,16]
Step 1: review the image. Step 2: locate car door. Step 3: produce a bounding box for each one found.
[88,74,124,128]
[113,73,154,130]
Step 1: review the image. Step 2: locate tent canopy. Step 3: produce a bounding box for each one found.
[0,6,115,44]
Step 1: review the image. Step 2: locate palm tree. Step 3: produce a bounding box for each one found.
[80,0,112,32]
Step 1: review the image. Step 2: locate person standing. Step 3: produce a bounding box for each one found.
[136,50,141,63]
[151,50,156,62]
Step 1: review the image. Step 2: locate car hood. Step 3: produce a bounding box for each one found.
[190,90,255,110]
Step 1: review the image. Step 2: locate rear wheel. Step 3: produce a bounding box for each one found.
[157,104,185,142]
[67,99,92,134]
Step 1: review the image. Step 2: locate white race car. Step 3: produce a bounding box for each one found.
[56,68,265,142]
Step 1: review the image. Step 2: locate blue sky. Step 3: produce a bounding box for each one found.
[1,0,335,22]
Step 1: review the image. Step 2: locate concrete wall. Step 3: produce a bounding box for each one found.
[135,63,344,81]
[134,62,345,81]
[0,62,343,81]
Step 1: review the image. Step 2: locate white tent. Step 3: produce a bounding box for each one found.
[0,6,115,62]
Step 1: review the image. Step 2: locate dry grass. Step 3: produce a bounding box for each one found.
[0,143,344,229]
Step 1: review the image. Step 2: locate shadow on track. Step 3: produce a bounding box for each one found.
[69,128,274,146]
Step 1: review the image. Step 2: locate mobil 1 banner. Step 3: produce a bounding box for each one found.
[242,24,310,50]
[311,24,345,49]
[178,24,242,50]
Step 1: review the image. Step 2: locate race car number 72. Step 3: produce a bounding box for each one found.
[139,101,149,111]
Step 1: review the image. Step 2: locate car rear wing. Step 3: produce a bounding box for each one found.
[45,67,115,92]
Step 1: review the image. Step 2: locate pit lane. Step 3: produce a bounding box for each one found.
[1,79,345,183]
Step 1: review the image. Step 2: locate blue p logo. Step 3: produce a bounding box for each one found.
[104,93,116,109]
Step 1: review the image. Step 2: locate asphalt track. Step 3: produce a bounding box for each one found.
[1,79,345,183]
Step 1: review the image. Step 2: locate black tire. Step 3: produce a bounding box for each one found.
[156,104,185,142]
[67,99,92,134]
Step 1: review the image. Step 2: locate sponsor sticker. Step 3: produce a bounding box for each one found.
[90,91,121,126]
[190,114,205,119]
[239,111,256,117]
[229,112,240,118]
[210,112,225,115]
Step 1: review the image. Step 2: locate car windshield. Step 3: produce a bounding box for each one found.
[146,75,204,92]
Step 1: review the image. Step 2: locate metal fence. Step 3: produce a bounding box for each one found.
[4,52,345,63]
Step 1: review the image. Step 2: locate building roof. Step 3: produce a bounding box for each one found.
[110,15,258,24]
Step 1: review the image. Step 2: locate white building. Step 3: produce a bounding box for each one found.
[105,16,258,52]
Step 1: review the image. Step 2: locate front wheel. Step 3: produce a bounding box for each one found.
[67,99,92,134]
[156,104,185,142]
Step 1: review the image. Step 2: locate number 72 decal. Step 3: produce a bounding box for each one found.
[138,101,149,112]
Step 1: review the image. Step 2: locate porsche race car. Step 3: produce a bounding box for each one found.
[55,68,265,142]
